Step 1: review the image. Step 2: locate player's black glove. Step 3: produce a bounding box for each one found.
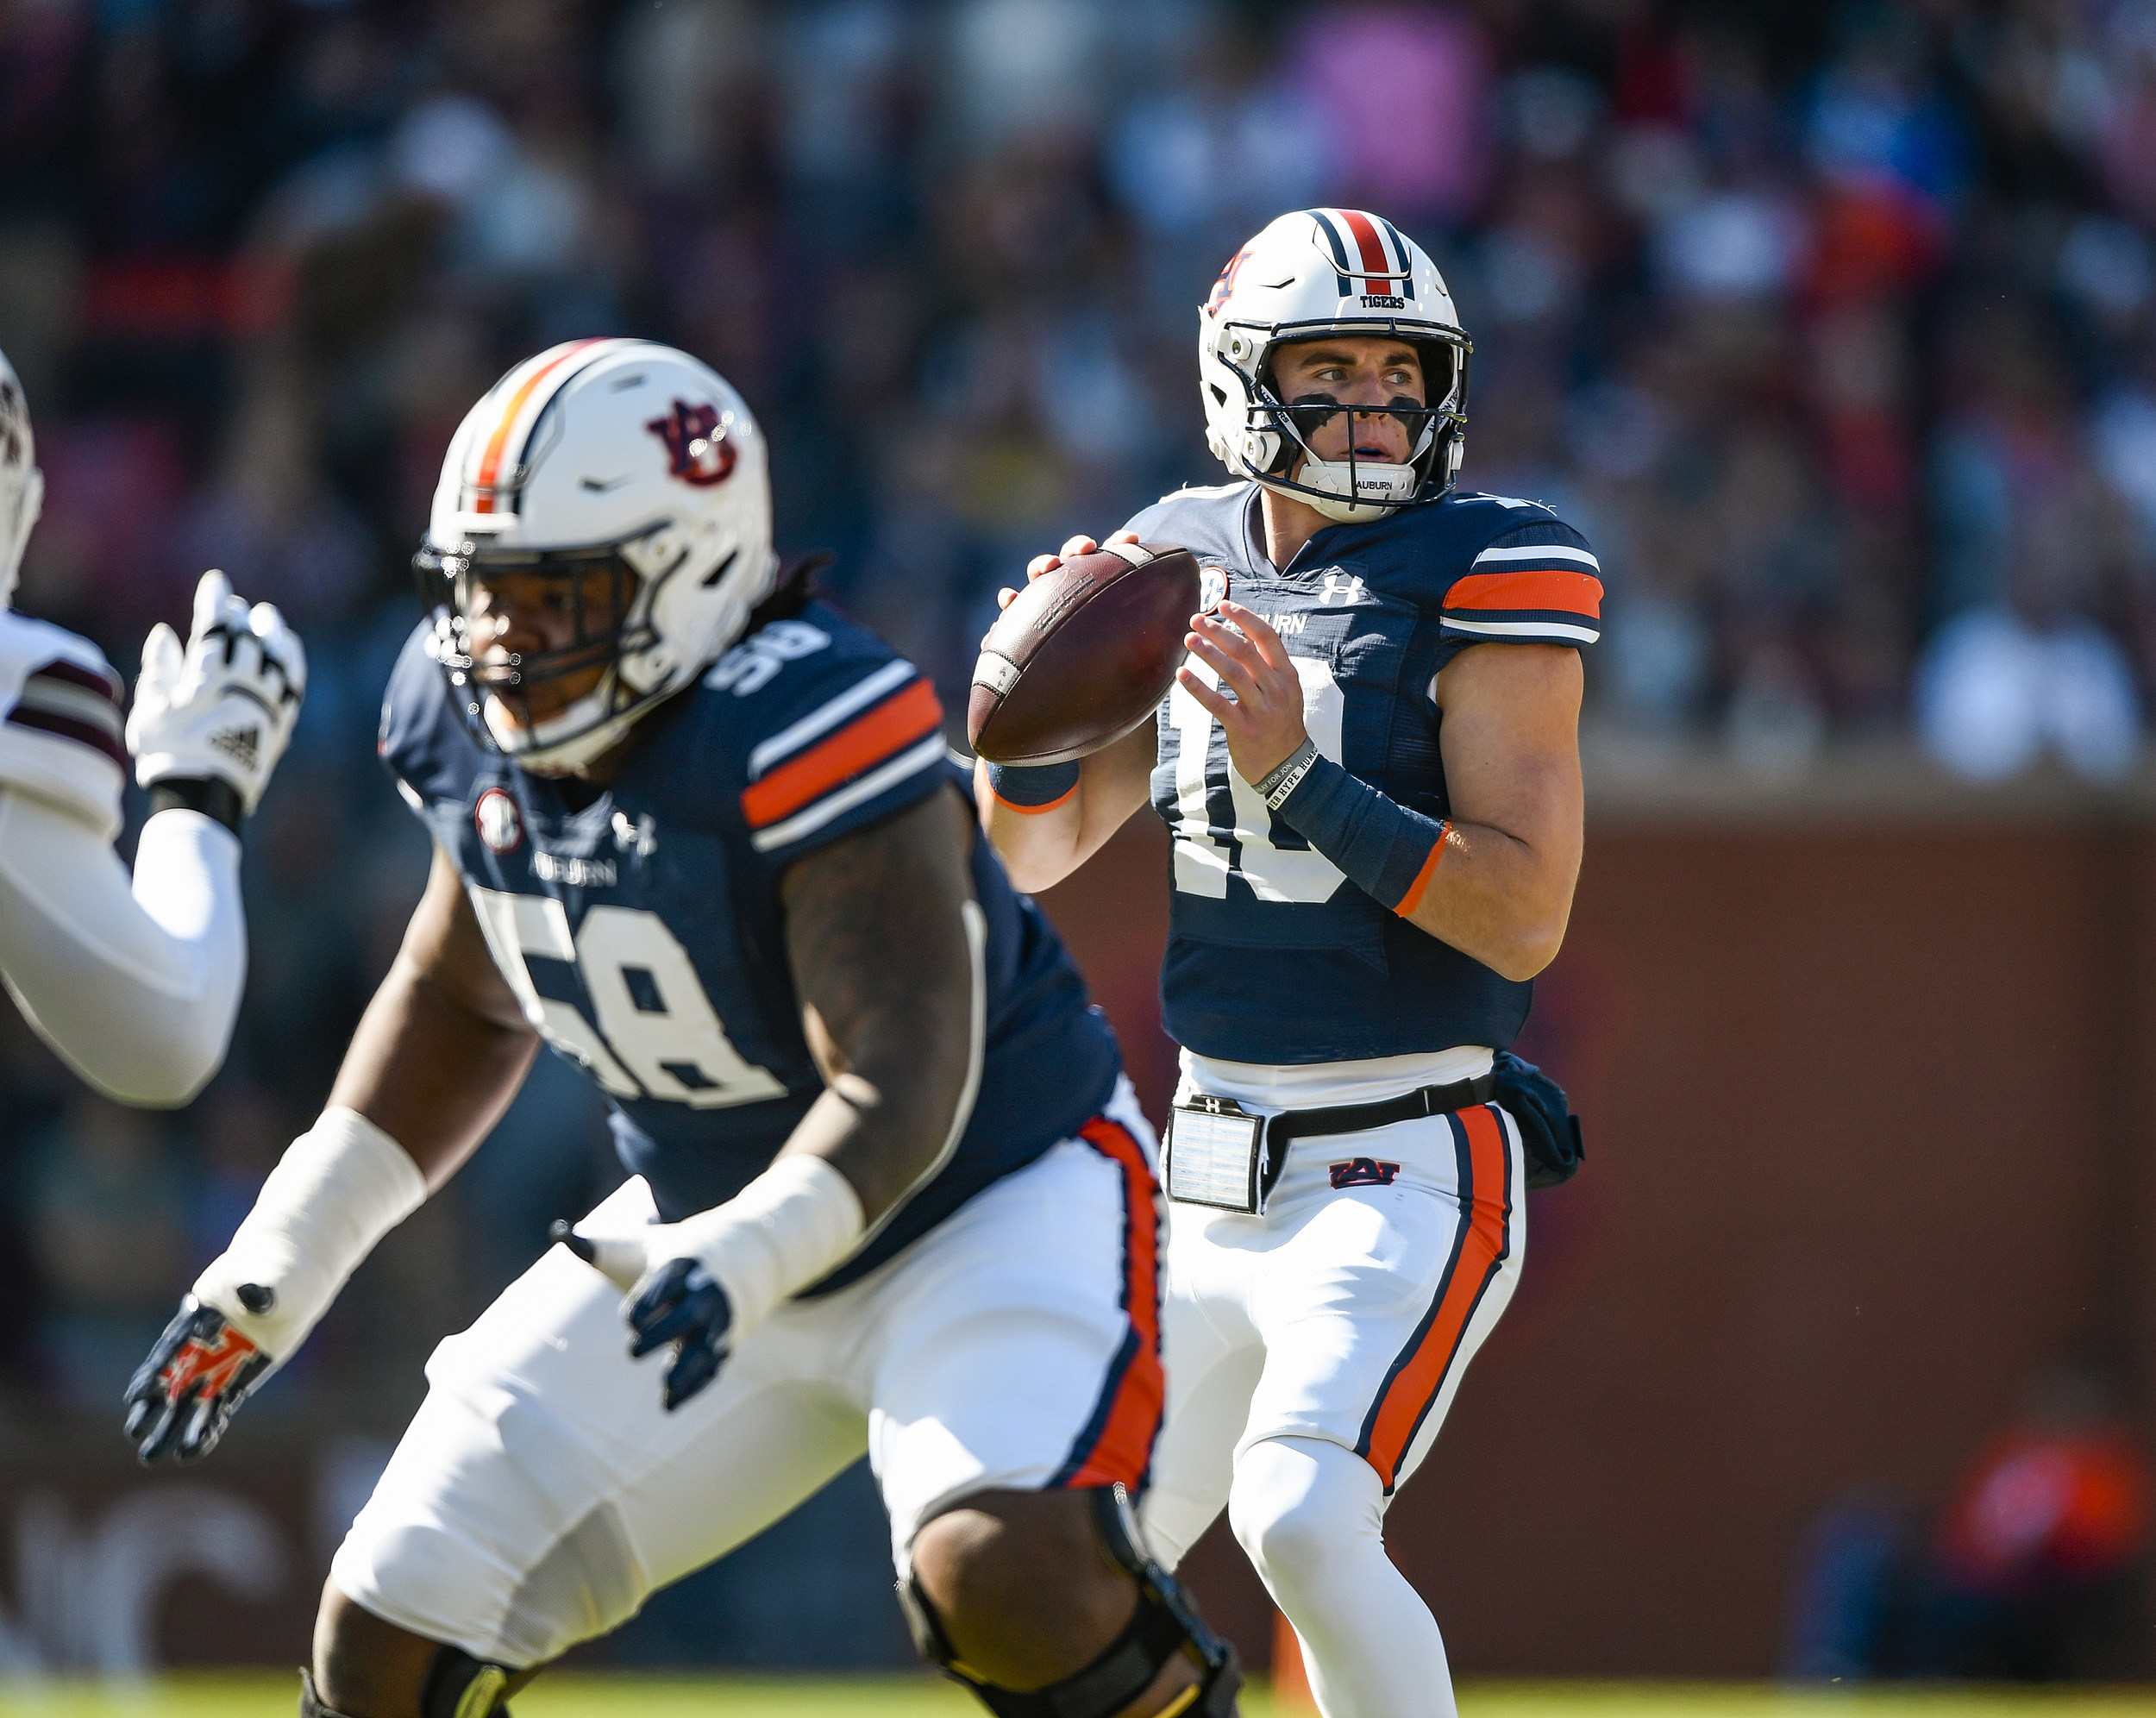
[122,1298,273,1464]
[627,1258,734,1411]
[551,1221,734,1412]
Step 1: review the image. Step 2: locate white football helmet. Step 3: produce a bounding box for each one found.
[0,348,45,607]
[417,339,777,774]
[1199,208,1471,523]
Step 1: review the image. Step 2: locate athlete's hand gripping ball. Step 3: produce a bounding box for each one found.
[994,529,1144,611]
[128,568,306,815]
[122,1298,273,1464]
[1180,600,1310,784]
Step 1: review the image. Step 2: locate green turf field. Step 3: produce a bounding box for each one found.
[0,1677,2153,1716]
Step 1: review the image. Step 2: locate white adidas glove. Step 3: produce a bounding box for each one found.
[128,570,306,815]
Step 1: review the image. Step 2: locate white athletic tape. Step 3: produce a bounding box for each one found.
[193,1107,426,1359]
[577,1153,865,1339]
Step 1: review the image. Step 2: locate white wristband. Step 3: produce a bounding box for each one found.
[577,1155,865,1339]
[192,1107,426,1360]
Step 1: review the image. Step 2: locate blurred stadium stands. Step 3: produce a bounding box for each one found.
[4,0,2156,1680]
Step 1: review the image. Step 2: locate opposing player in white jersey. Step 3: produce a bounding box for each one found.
[122,341,1242,1718]
[0,348,304,1106]
[980,210,1596,1718]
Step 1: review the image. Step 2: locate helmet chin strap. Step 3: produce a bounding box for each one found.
[1255,388,1432,523]
[485,673,641,775]
[1262,459,1416,523]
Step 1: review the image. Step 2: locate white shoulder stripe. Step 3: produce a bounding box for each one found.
[749,733,948,852]
[15,676,123,741]
[748,660,916,780]
[1469,544,1601,572]
[1443,616,1601,643]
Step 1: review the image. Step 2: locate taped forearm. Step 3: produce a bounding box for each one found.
[0,791,246,1104]
[1264,743,1447,917]
[193,1107,427,1360]
[578,1153,867,1337]
[981,759,1080,812]
[575,904,983,1330]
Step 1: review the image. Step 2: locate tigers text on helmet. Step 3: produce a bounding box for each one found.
[1198,209,1470,524]
[417,338,777,774]
[0,348,44,608]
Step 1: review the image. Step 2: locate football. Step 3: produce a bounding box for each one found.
[968,542,1206,766]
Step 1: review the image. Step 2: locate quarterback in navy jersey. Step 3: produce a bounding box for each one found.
[123,341,1241,1718]
[980,210,1597,1718]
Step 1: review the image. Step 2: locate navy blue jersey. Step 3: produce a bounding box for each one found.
[379,599,1121,1290]
[1119,481,1601,1066]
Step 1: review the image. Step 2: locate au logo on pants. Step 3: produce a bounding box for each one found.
[1328,1157,1400,1188]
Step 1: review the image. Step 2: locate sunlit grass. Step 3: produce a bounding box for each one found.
[0,1673,2150,1716]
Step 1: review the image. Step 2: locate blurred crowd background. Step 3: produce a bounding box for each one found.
[4,0,2156,1675]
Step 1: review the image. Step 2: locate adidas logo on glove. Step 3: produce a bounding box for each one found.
[209,724,260,770]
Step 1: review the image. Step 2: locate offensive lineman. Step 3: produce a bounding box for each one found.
[979,210,1597,1718]
[0,348,305,1107]
[122,341,1241,1718]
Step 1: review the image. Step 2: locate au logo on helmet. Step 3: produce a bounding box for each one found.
[647,399,738,487]
[1206,245,1252,315]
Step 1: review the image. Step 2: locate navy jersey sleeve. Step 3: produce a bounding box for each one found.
[1438,517,1602,648]
[724,614,950,871]
[377,619,478,814]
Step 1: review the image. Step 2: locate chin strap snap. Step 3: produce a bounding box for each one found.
[899,1484,1242,1718]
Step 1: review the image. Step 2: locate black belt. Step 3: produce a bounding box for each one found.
[1260,1073,1496,1202]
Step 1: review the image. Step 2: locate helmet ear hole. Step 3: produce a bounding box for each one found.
[1208,384,1228,406]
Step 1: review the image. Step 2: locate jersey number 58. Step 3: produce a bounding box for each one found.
[467,889,787,1108]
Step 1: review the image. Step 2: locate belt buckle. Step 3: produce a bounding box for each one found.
[1165,1095,1267,1214]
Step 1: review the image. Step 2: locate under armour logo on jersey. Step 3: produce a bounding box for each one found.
[1329,1157,1400,1188]
[208,724,260,770]
[1317,572,1368,606]
[646,399,739,487]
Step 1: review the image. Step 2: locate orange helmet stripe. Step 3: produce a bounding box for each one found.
[469,338,610,514]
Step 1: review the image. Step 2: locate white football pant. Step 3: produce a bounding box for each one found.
[1142,1050,1526,1718]
[332,1082,1163,1669]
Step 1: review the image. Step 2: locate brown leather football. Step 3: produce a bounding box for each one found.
[968,542,1206,767]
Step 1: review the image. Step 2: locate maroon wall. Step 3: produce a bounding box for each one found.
[1034,812,2156,1677]
[9,807,2153,1677]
